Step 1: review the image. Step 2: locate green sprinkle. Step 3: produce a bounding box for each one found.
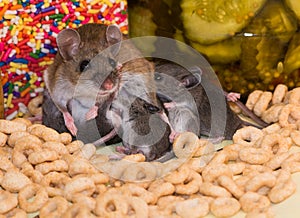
[19,82,30,92]
[29,52,39,59]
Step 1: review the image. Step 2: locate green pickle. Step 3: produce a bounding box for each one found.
[128,0,300,97]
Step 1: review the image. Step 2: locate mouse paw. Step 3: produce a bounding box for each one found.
[63,112,77,136]
[164,102,176,110]
[85,105,99,120]
[226,92,241,102]
[169,130,180,143]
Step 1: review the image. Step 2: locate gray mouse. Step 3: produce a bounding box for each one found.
[154,60,267,144]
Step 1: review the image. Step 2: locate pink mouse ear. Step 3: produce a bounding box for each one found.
[56,28,81,61]
[106,24,122,55]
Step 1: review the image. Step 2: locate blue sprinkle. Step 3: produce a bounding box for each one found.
[36,2,44,8]
[73,20,81,25]
[25,73,30,81]
[13,58,29,64]
[39,53,46,58]
[0,62,5,67]
[3,82,10,89]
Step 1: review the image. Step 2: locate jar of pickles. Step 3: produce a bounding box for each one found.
[128,0,300,97]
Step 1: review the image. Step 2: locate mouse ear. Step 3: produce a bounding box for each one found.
[56,28,81,61]
[106,24,122,56]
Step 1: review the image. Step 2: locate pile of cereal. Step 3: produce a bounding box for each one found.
[0,0,128,120]
[0,83,300,217]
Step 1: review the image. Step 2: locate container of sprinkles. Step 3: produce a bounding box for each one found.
[0,0,128,120]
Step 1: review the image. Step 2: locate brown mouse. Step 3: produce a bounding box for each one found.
[42,23,162,147]
[43,23,124,137]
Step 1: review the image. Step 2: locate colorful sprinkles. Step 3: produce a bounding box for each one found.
[0,0,128,120]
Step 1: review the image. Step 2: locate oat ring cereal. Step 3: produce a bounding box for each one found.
[246,90,264,111]
[199,182,232,198]
[175,198,210,218]
[233,126,264,147]
[272,84,288,104]
[35,159,68,175]
[259,133,290,154]
[0,190,18,214]
[121,162,157,182]
[28,149,59,165]
[163,164,191,184]
[239,147,271,165]
[253,91,273,117]
[202,163,233,183]
[95,192,128,217]
[239,191,271,213]
[279,104,300,128]
[121,183,157,205]
[62,203,94,218]
[210,197,241,217]
[287,87,300,105]
[27,95,43,117]
[175,170,202,195]
[63,177,96,201]
[39,196,69,218]
[268,170,297,203]
[261,103,284,124]
[18,183,49,213]
[172,132,199,158]
[40,172,71,197]
[124,196,149,218]
[217,175,244,199]
[244,172,276,192]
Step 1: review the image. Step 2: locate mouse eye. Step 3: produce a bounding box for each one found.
[79,59,90,72]
[154,73,162,81]
[108,58,116,68]
[143,102,160,114]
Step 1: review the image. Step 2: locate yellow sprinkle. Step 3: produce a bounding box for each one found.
[8,68,16,72]
[30,84,37,89]
[14,82,22,86]
[77,15,85,21]
[7,93,13,107]
[61,2,69,14]
[87,9,99,14]
[4,14,16,20]
[18,112,24,117]
[36,40,41,50]
[24,17,33,22]
[10,25,17,36]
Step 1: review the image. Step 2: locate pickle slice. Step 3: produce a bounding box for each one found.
[189,37,242,64]
[180,0,267,44]
[285,0,300,22]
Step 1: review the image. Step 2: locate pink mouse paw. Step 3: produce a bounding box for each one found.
[85,105,99,120]
[63,112,77,136]
[164,102,176,110]
[169,130,180,143]
[226,92,240,102]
